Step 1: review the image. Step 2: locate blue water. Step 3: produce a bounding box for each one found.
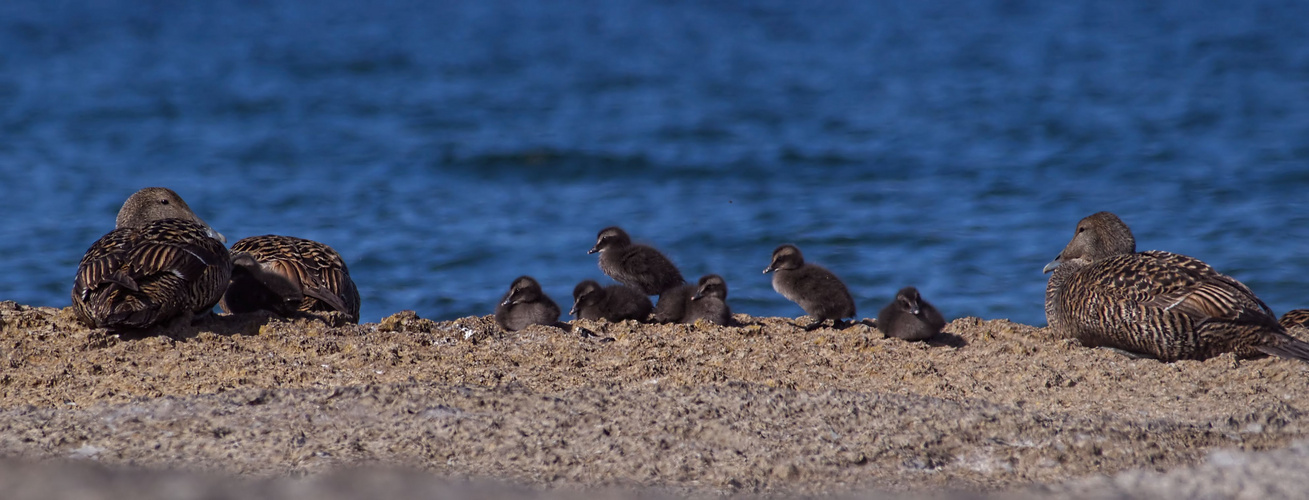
[2,0,1309,325]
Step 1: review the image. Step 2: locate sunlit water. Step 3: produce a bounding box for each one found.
[2,0,1308,325]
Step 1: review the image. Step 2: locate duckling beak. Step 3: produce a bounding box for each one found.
[691,291,704,301]
[500,297,515,307]
[762,266,774,274]
[569,303,579,316]
[910,305,921,315]
[587,246,600,255]
[1042,254,1062,274]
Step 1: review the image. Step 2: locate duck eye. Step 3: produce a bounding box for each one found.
[160,200,170,205]
[1076,227,1085,233]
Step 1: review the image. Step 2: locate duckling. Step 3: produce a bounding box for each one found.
[495,275,561,331]
[653,274,732,325]
[877,286,945,341]
[588,226,685,295]
[763,244,855,331]
[570,280,652,322]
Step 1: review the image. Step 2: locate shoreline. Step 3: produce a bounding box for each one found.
[3,300,1309,498]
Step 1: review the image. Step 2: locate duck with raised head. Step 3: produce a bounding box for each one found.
[495,276,561,331]
[570,280,652,322]
[71,187,232,331]
[877,286,945,341]
[1043,211,1309,362]
[763,244,855,331]
[219,235,361,323]
[588,226,685,296]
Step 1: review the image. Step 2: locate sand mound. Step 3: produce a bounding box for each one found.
[3,301,1308,497]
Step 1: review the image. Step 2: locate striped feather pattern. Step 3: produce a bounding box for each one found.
[220,235,360,323]
[1045,213,1305,362]
[71,219,232,330]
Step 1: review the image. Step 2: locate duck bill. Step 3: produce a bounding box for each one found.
[195,218,226,244]
[1041,256,1062,274]
[762,266,774,274]
[587,245,600,254]
[569,303,579,316]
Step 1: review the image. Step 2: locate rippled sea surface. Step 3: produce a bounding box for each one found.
[2,0,1308,325]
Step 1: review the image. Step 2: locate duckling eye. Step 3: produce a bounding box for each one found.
[160,199,170,205]
[1076,227,1085,233]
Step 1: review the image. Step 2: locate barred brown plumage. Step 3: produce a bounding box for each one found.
[219,235,361,323]
[1043,212,1309,362]
[71,188,232,330]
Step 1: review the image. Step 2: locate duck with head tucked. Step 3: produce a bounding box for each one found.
[71,187,232,331]
[1043,211,1309,362]
[219,235,361,323]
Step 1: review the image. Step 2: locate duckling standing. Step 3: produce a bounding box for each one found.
[763,244,856,331]
[588,226,685,296]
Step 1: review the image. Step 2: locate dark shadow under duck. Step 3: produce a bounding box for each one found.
[71,187,232,331]
[1043,211,1309,362]
[219,235,361,324]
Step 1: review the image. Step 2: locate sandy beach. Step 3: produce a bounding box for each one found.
[3,300,1308,498]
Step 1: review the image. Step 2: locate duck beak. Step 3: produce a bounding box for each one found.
[1042,254,1062,274]
[197,220,226,244]
[569,303,579,316]
[587,246,600,255]
[500,297,514,307]
[691,291,704,301]
[762,266,774,274]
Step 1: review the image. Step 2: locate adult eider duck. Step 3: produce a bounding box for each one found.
[1043,211,1309,362]
[219,235,361,323]
[71,187,231,331]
